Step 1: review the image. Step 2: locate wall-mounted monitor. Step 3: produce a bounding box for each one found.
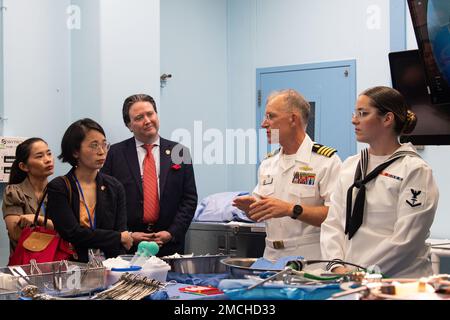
[389,49,450,145]
[408,0,450,105]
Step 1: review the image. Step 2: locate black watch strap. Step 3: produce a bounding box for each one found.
[291,204,303,220]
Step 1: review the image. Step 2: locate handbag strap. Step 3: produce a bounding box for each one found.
[62,176,73,207]
[32,176,72,228]
[32,187,48,227]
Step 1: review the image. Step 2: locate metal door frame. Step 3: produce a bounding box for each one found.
[256,59,357,164]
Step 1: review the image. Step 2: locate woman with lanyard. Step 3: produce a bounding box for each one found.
[320,86,439,278]
[47,118,133,262]
[2,138,55,256]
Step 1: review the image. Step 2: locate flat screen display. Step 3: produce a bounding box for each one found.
[389,49,450,145]
[408,0,450,105]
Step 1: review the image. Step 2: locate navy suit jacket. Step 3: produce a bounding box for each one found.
[47,170,128,262]
[101,137,197,256]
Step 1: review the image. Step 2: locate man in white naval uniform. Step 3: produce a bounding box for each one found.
[233,89,341,261]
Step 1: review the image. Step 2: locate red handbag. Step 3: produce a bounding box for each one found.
[8,177,75,266]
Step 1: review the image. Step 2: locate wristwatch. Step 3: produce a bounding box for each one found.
[291,204,303,220]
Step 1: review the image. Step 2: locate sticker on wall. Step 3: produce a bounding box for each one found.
[0,137,28,183]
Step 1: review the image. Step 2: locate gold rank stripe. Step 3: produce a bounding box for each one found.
[324,147,336,157]
[317,146,336,157]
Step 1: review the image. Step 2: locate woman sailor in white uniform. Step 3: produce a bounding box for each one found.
[320,86,439,278]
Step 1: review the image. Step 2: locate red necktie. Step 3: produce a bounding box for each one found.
[142,144,159,224]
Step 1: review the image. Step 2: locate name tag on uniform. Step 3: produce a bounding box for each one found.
[262,175,273,185]
[292,171,316,185]
[380,171,403,181]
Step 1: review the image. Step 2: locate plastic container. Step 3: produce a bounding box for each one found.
[105,255,171,287]
[106,265,170,287]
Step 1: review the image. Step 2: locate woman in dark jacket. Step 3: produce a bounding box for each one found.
[47,118,133,262]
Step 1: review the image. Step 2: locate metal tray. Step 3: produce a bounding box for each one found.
[162,254,230,274]
[0,289,19,300]
[0,261,106,298]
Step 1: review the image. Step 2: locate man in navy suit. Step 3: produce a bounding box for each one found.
[102,94,197,256]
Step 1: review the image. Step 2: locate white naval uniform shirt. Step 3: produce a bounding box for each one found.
[321,143,439,278]
[253,135,342,261]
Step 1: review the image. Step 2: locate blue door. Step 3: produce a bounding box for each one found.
[256,60,356,162]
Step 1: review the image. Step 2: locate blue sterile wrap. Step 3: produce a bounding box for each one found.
[218,279,341,300]
[166,272,230,288]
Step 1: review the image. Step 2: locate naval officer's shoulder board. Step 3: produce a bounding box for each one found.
[312,143,337,158]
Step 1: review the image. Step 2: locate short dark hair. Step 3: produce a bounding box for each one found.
[361,86,417,134]
[122,94,157,127]
[9,137,47,185]
[58,118,106,167]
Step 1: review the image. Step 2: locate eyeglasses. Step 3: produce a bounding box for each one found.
[352,110,370,119]
[264,113,274,121]
[88,142,111,152]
